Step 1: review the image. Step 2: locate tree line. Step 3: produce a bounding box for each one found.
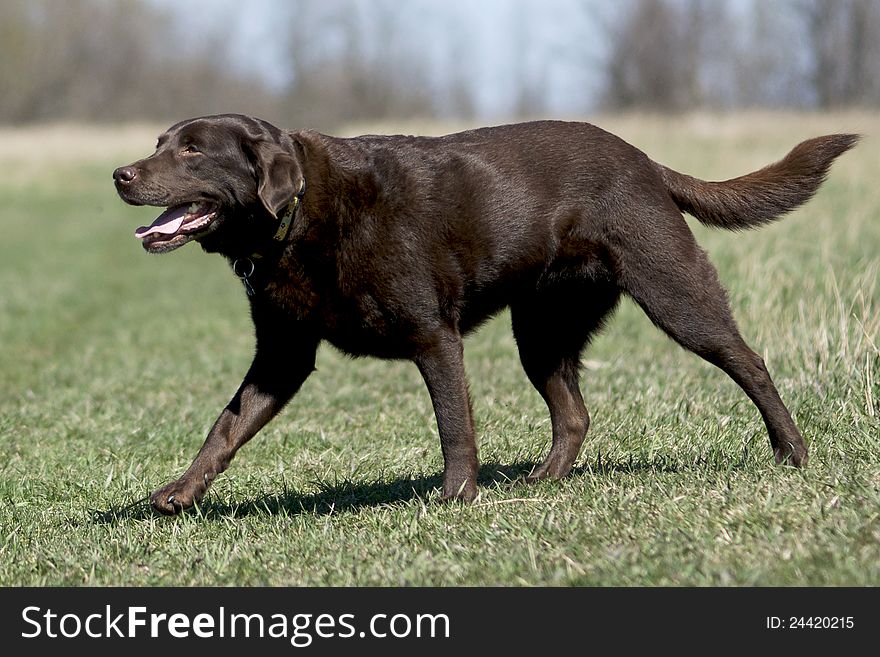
[601,0,880,111]
[0,0,877,129]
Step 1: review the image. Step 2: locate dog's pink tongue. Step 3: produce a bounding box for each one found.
[135,204,189,239]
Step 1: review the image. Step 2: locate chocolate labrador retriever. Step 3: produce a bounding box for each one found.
[113,114,857,514]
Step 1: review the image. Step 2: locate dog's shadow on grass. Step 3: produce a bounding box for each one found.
[92,452,743,524]
[92,461,533,524]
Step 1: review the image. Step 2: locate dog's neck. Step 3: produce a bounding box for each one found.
[224,180,307,298]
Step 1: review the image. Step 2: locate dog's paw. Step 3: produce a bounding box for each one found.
[440,478,479,504]
[525,457,573,483]
[774,441,809,468]
[150,479,204,515]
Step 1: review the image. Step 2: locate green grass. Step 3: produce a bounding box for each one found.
[1,114,878,586]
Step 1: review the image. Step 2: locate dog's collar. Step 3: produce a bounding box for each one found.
[271,178,306,243]
[233,178,305,297]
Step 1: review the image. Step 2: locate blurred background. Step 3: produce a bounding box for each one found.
[1,0,879,587]
[1,0,878,130]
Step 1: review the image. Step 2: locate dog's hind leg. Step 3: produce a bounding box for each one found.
[613,208,808,467]
[512,283,620,481]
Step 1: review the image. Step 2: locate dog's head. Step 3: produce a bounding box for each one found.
[113,114,303,254]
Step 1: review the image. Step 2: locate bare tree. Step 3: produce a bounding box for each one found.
[280,0,437,129]
[511,1,548,118]
[601,0,743,111]
[0,0,42,120]
[736,2,792,107]
[842,0,879,104]
[602,0,696,111]
[0,0,279,123]
[598,0,880,112]
[797,0,880,107]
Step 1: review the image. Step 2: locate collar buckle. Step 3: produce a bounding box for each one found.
[272,178,305,243]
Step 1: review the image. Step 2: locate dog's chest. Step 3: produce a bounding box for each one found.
[256,256,320,321]
[317,290,425,359]
[254,257,421,358]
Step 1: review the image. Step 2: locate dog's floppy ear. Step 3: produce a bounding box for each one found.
[249,140,303,218]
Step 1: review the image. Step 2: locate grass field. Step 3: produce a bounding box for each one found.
[0,113,878,586]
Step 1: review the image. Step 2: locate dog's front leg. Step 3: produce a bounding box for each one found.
[150,333,318,515]
[415,330,479,502]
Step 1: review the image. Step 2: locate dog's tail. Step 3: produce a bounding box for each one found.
[657,134,860,230]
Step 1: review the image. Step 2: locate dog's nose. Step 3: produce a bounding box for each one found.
[113,166,138,185]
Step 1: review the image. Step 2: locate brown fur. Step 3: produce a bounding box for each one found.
[113,115,857,514]
[660,134,859,229]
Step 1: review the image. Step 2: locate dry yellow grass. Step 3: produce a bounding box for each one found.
[343,110,877,179]
[0,123,164,185]
[2,109,872,173]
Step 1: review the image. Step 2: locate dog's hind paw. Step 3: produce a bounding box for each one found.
[149,479,205,515]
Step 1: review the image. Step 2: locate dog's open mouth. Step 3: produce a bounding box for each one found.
[135,201,219,252]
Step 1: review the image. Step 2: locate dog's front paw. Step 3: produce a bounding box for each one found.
[440,477,479,504]
[774,441,808,468]
[150,478,205,515]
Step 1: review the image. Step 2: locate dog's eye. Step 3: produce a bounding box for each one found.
[180,144,201,156]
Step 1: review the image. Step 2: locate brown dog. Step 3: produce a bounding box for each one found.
[113,115,857,514]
